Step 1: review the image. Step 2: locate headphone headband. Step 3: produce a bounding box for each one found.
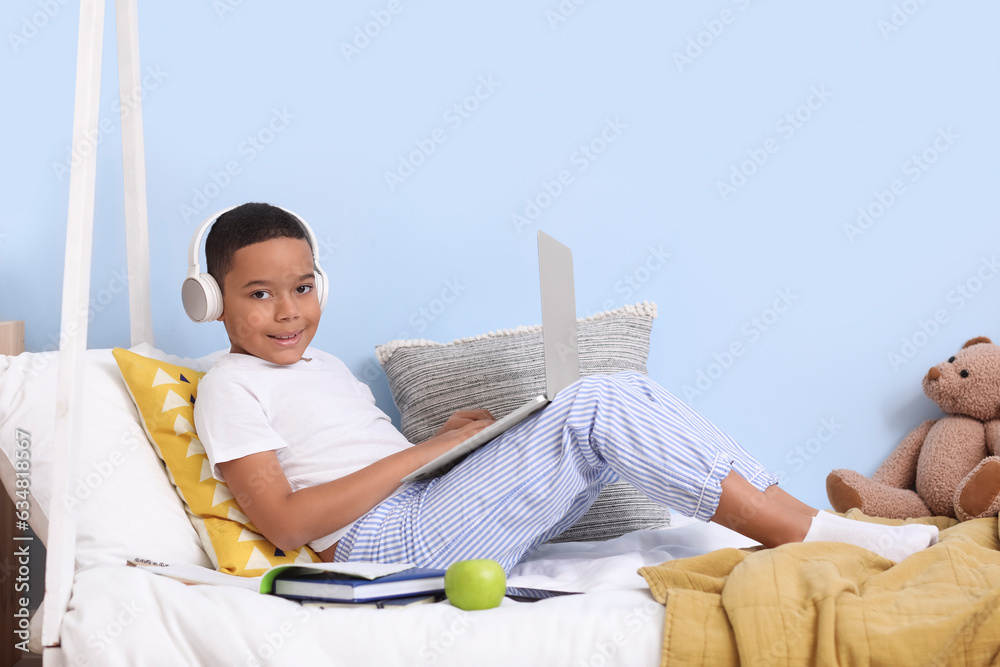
[181,205,329,322]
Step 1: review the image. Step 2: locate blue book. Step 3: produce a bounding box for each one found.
[272,566,446,602]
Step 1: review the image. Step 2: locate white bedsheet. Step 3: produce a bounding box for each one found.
[55,518,756,666]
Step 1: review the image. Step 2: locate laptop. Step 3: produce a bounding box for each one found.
[401,230,580,482]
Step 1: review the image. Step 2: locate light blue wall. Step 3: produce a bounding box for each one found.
[3,1,999,510]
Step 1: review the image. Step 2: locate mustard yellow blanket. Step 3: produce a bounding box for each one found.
[639,512,1000,666]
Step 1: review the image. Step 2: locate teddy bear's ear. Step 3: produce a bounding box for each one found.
[961,336,992,349]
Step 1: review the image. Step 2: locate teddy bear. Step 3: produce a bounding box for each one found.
[826,336,1000,521]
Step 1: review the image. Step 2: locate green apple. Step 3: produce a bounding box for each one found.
[444,559,506,610]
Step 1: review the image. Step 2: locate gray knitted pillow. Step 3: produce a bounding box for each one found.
[375,302,669,543]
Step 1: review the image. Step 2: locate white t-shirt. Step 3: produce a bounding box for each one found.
[193,348,413,551]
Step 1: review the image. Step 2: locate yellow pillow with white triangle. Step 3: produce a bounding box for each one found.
[112,348,319,576]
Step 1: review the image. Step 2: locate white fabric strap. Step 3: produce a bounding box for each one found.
[115,0,154,347]
[43,0,106,652]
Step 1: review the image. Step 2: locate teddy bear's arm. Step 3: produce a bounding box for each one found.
[871,419,936,489]
[986,421,1000,457]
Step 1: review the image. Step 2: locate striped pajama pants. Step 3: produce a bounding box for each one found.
[333,371,778,572]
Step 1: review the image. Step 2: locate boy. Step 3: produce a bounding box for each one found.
[193,203,939,571]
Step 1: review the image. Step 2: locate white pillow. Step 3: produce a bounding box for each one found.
[0,345,220,570]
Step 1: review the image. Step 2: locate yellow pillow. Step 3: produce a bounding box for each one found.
[112,348,319,575]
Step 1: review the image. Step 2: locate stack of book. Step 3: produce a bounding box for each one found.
[131,560,446,608]
[269,564,447,608]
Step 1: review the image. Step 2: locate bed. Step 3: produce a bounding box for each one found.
[50,522,758,666]
[0,336,764,666]
[4,330,1000,667]
[6,348,1000,667]
[5,2,1000,666]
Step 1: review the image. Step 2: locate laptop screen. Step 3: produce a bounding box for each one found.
[537,231,580,397]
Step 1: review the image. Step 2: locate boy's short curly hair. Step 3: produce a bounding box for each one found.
[206,203,307,291]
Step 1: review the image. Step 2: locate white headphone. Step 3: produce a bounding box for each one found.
[181,205,329,323]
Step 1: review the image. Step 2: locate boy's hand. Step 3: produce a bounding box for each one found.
[433,410,497,437]
[419,411,497,461]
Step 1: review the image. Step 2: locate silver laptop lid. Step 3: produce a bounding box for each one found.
[537,230,580,397]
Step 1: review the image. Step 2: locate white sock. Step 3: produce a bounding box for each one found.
[803,511,939,562]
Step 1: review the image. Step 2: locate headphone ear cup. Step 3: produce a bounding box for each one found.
[314,266,329,313]
[182,273,224,323]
